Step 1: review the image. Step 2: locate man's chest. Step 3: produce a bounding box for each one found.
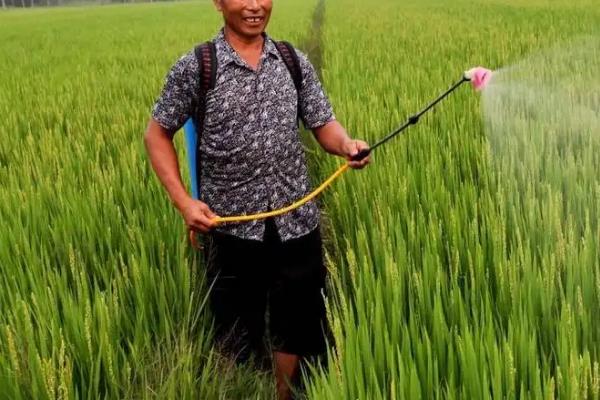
[198,60,300,158]
[202,61,298,130]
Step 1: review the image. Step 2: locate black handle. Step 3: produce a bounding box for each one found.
[350,148,371,162]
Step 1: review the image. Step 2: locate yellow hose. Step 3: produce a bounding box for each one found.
[213,163,350,224]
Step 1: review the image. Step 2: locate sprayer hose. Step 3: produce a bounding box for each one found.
[212,162,349,224]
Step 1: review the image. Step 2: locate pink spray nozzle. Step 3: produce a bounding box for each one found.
[464,67,493,91]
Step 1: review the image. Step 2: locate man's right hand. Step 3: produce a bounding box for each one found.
[180,198,219,234]
[143,119,220,235]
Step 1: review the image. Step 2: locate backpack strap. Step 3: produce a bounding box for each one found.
[188,41,217,202]
[193,41,217,125]
[274,41,304,126]
[184,41,217,248]
[274,40,303,93]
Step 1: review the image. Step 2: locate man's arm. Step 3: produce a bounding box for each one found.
[144,119,217,233]
[312,120,371,169]
[292,48,370,169]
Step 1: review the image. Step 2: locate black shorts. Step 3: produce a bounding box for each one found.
[203,218,329,363]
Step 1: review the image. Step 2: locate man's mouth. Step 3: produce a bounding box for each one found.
[243,16,264,24]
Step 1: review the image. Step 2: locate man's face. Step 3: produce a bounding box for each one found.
[214,0,273,40]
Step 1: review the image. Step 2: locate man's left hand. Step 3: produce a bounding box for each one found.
[343,139,371,169]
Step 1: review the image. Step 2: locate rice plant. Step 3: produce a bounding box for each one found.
[0,2,314,398]
[305,0,600,399]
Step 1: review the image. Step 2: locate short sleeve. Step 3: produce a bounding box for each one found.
[151,51,200,133]
[295,49,336,130]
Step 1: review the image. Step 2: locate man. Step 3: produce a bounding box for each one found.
[144,0,370,398]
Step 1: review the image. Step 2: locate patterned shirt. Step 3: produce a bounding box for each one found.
[152,29,336,241]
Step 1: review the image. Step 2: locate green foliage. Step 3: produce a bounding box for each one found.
[304,0,600,399]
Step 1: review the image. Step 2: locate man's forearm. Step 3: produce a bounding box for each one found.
[312,120,352,157]
[143,119,191,212]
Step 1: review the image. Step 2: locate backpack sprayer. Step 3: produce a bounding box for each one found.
[208,66,493,225]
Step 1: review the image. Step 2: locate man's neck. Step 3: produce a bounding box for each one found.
[223,25,264,54]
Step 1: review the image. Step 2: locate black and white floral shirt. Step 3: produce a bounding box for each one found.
[152,29,336,241]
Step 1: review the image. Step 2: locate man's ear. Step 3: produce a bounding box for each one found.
[213,0,223,11]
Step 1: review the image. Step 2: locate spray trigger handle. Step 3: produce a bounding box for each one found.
[350,148,371,162]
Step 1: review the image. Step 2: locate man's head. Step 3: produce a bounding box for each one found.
[214,0,273,41]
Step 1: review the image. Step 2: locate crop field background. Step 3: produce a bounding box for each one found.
[1,0,599,399]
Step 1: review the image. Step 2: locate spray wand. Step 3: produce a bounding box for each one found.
[349,67,493,162]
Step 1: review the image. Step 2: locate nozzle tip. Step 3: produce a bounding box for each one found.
[464,66,493,91]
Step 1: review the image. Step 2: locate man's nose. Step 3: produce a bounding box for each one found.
[245,0,259,10]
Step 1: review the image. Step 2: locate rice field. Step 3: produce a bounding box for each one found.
[1,0,599,398]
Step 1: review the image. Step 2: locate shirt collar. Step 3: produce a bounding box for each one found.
[213,28,281,68]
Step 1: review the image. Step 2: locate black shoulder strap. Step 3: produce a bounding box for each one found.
[274,40,303,93]
[192,41,217,132]
[190,41,216,202]
[194,41,217,94]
